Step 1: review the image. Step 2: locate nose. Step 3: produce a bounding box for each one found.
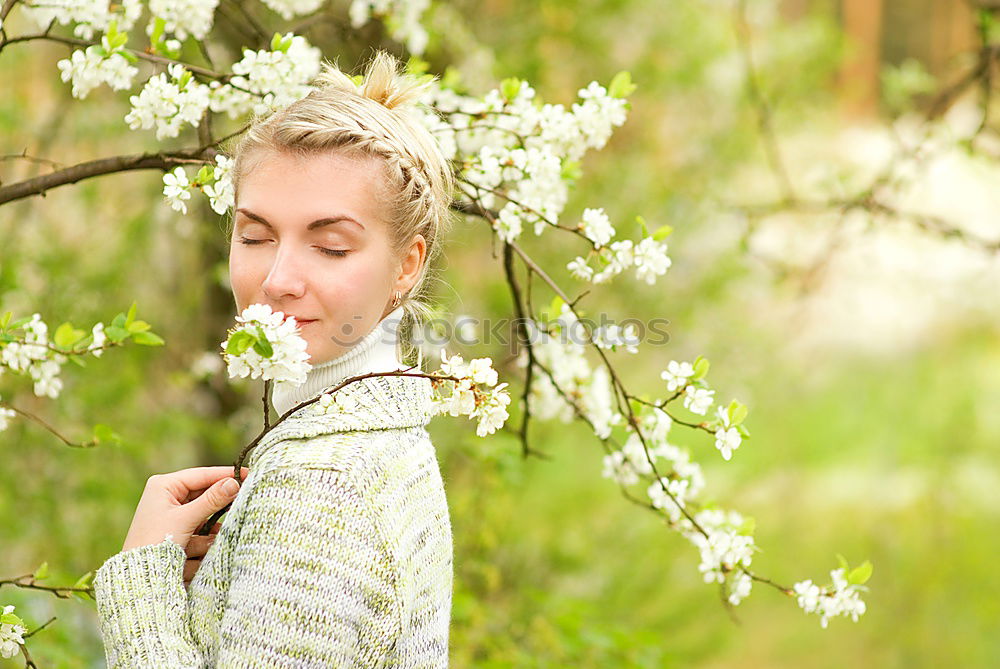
[261,246,306,301]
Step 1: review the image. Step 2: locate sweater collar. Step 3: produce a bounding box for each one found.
[248,374,436,470]
[270,306,407,417]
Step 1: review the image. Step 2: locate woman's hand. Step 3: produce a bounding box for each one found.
[121,466,249,555]
[184,520,221,586]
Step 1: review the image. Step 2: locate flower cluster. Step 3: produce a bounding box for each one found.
[517,306,623,439]
[20,0,142,39]
[0,605,27,660]
[125,64,210,140]
[208,33,321,118]
[0,396,15,432]
[56,35,138,99]
[430,351,511,437]
[659,358,750,461]
[220,304,311,385]
[592,323,639,353]
[147,0,219,40]
[349,0,431,55]
[793,562,871,628]
[161,155,234,215]
[1,314,66,398]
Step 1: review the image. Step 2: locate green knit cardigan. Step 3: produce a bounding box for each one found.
[93,375,452,668]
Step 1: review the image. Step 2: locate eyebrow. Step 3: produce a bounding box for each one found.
[235,208,365,231]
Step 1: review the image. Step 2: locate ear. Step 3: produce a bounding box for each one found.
[394,233,427,295]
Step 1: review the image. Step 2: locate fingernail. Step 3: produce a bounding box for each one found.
[223,479,240,495]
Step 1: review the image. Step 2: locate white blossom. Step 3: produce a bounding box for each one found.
[90,322,106,357]
[220,304,311,385]
[349,0,431,55]
[728,571,753,606]
[793,568,868,628]
[0,605,27,659]
[714,426,741,461]
[592,323,639,353]
[203,155,235,215]
[660,360,694,392]
[21,0,142,39]
[260,0,325,20]
[633,236,671,284]
[125,64,211,140]
[162,167,192,214]
[683,385,714,415]
[494,203,523,243]
[147,0,219,40]
[567,256,594,281]
[57,42,138,99]
[467,357,498,386]
[0,399,15,432]
[580,207,615,246]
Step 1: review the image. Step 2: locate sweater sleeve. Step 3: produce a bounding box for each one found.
[93,466,403,668]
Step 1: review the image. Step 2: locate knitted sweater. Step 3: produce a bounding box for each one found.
[93,311,452,668]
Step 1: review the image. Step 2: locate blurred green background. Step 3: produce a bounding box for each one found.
[2,0,998,666]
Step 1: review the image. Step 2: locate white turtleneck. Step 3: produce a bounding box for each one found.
[270,306,407,417]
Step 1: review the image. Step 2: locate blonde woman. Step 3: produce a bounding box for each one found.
[92,50,455,667]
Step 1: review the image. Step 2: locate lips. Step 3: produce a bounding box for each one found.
[282,314,316,326]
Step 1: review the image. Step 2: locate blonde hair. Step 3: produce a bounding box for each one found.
[225,49,455,360]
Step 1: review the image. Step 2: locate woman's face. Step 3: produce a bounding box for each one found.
[228,149,418,365]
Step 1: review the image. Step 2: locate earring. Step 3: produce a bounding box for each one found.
[391,291,402,308]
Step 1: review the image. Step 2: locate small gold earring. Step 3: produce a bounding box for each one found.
[391,291,402,308]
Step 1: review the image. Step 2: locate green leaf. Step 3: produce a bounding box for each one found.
[73,570,94,589]
[350,74,364,86]
[560,160,581,182]
[120,50,138,64]
[653,225,673,241]
[195,165,213,185]
[225,330,254,355]
[836,553,850,573]
[252,326,273,358]
[635,215,649,236]
[848,560,873,585]
[500,77,522,102]
[105,325,130,343]
[33,561,50,580]
[0,311,11,329]
[131,331,165,346]
[93,424,122,445]
[608,70,637,99]
[54,322,85,349]
[270,32,284,51]
[728,400,748,426]
[736,424,750,439]
[68,354,87,367]
[126,319,151,333]
[0,612,22,626]
[150,17,166,45]
[111,312,126,329]
[9,315,32,329]
[691,355,710,380]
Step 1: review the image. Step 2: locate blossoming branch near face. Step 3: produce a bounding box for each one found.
[228,150,400,365]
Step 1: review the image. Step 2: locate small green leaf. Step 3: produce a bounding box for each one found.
[93,423,122,445]
[150,17,166,44]
[73,570,94,589]
[836,553,850,573]
[69,354,87,367]
[848,560,873,585]
[728,400,748,426]
[560,160,581,182]
[350,74,364,86]
[736,424,750,439]
[226,330,254,355]
[0,612,22,626]
[131,331,165,346]
[54,322,85,349]
[105,325,130,343]
[252,326,273,358]
[691,355,710,380]
[500,77,522,102]
[0,311,11,329]
[195,165,213,185]
[270,32,284,51]
[608,70,637,99]
[635,215,649,236]
[120,50,139,64]
[126,319,151,333]
[111,312,127,329]
[34,561,50,580]
[653,225,673,241]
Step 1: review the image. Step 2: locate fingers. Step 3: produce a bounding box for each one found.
[185,534,216,559]
[164,466,251,493]
[183,558,201,584]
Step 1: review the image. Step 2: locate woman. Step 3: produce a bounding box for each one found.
[92,50,455,668]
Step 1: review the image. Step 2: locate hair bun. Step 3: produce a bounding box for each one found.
[313,50,432,112]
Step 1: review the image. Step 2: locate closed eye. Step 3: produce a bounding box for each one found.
[238,238,349,258]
